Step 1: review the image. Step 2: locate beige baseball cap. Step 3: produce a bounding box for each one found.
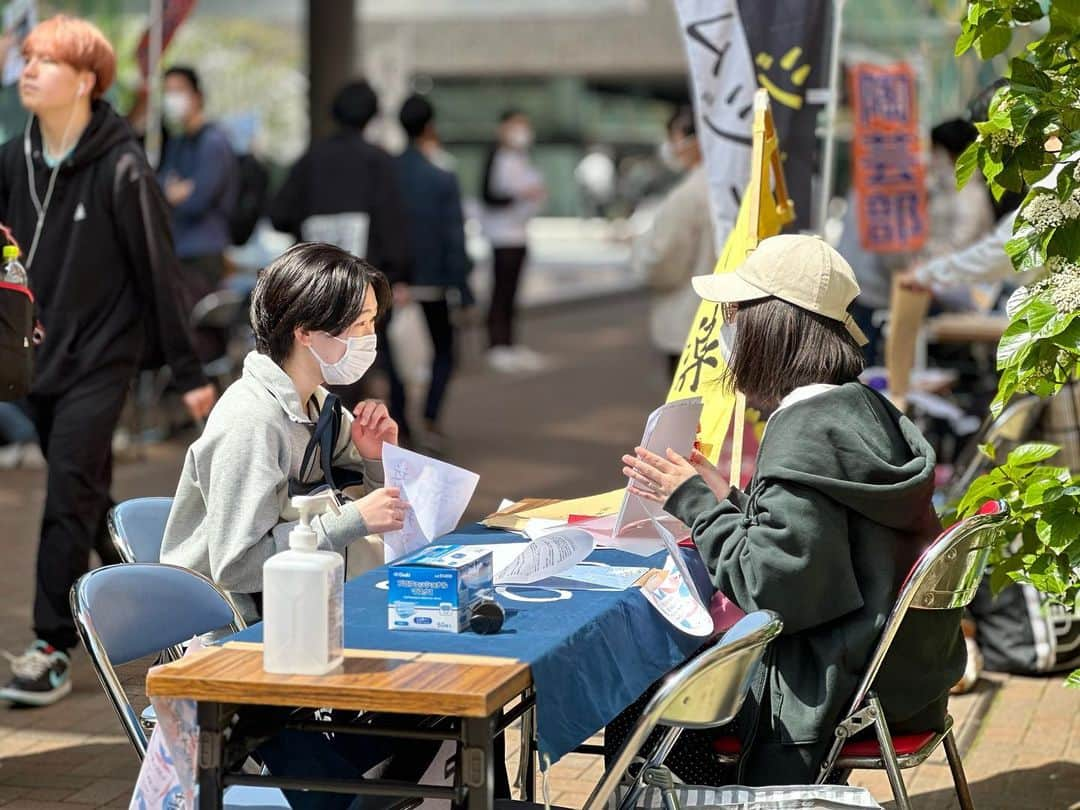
[691,233,868,346]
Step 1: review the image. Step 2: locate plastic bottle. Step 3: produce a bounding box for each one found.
[3,245,27,286]
[263,491,345,675]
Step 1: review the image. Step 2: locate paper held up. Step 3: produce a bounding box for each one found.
[491,528,595,585]
[381,444,480,562]
[614,397,703,536]
[639,510,714,637]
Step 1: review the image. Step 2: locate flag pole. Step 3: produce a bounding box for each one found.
[145,0,164,169]
[816,0,846,234]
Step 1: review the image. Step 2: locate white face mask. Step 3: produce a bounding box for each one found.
[658,140,683,172]
[506,125,533,150]
[719,322,737,363]
[162,91,192,127]
[309,333,377,386]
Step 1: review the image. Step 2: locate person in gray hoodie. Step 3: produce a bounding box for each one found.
[619,235,963,785]
[161,241,407,624]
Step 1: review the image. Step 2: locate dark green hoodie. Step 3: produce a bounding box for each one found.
[665,382,965,783]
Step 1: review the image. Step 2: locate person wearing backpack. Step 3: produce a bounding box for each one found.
[0,15,213,707]
[158,65,239,363]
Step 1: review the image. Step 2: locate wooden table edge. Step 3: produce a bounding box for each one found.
[146,644,533,717]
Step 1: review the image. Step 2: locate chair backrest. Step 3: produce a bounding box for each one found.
[944,397,1043,504]
[107,497,174,563]
[583,610,783,810]
[844,500,1009,717]
[70,563,244,758]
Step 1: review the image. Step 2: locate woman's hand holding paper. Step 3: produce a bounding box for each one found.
[356,486,408,534]
[622,446,698,504]
[351,399,398,459]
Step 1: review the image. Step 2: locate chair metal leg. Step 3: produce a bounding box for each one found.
[942,728,975,810]
[868,694,912,810]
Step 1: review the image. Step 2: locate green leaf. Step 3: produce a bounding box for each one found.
[997,318,1034,367]
[1024,479,1065,508]
[1048,221,1080,260]
[990,554,1025,595]
[1067,669,1080,689]
[991,367,1019,418]
[976,24,1012,59]
[1007,442,1061,466]
[1012,1,1045,23]
[979,443,996,462]
[955,141,980,189]
[1005,227,1044,273]
[1056,0,1080,18]
[1010,59,1053,93]
[955,23,978,56]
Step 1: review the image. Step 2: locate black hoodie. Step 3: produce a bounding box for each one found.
[0,101,204,396]
[666,382,964,783]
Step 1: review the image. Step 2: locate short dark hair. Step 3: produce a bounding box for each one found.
[667,105,695,138]
[723,297,864,407]
[499,108,525,124]
[332,79,378,129]
[251,242,391,364]
[931,118,977,159]
[399,94,434,139]
[164,65,201,97]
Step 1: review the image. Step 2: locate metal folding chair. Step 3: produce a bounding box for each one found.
[70,564,287,809]
[815,500,1010,810]
[191,288,252,387]
[582,610,783,810]
[107,497,174,563]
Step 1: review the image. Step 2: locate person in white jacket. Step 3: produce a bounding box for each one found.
[638,106,716,377]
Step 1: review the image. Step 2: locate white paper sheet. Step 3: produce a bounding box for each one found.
[382,444,480,562]
[494,528,595,585]
[648,511,707,608]
[614,398,703,535]
[546,563,649,591]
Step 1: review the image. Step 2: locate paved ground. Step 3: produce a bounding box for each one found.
[0,294,1076,809]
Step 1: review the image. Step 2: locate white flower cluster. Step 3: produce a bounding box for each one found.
[1062,188,1080,221]
[1023,193,1066,232]
[1047,256,1080,275]
[1040,271,1080,313]
[983,129,1017,149]
[1073,162,1080,183]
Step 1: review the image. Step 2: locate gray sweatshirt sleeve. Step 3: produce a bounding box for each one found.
[194,420,369,593]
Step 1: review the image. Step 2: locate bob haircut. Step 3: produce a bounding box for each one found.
[22,15,116,99]
[723,297,865,407]
[251,242,392,364]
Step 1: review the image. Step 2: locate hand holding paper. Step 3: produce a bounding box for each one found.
[381,444,480,562]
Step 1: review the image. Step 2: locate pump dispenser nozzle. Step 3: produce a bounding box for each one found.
[289,491,342,550]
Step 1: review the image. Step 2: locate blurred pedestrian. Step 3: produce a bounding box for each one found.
[0,15,213,706]
[0,401,40,469]
[636,106,714,378]
[481,109,546,373]
[396,94,471,452]
[158,65,239,362]
[269,79,412,440]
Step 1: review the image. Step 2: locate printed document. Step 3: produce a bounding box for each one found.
[493,528,595,585]
[382,444,480,562]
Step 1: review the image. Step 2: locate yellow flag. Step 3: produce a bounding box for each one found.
[666,90,794,466]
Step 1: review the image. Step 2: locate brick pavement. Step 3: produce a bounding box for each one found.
[0,295,1075,808]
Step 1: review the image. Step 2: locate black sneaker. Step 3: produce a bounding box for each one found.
[0,640,72,706]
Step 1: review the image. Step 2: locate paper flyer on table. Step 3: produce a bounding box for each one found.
[493,528,595,585]
[382,444,480,562]
[546,563,650,591]
[614,398,703,536]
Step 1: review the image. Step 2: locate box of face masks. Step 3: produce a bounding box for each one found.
[388,545,493,632]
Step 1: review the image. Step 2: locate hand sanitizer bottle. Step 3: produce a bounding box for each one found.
[263,491,345,675]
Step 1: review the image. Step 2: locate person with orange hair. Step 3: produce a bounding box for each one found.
[0,15,214,706]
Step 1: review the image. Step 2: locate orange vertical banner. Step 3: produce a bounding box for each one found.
[851,62,927,254]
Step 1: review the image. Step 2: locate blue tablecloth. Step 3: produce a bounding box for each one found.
[232,524,715,763]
